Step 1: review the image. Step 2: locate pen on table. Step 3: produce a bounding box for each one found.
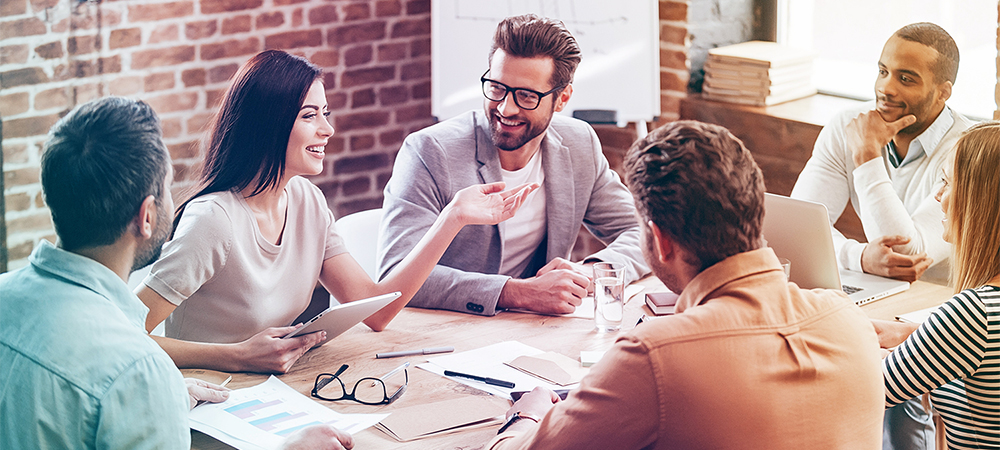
[375,346,454,359]
[443,370,516,389]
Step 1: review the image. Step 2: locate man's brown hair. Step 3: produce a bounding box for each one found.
[490,14,582,90]
[894,22,959,84]
[625,121,765,271]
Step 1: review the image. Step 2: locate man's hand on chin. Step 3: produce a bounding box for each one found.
[846,110,916,167]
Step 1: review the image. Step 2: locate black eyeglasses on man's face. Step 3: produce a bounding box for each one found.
[311,363,408,405]
[481,70,564,111]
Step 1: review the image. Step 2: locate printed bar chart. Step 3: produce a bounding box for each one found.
[191,376,388,450]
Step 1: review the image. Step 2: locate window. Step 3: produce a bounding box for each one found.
[778,0,996,120]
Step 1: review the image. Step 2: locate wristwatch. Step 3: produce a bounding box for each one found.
[497,411,541,434]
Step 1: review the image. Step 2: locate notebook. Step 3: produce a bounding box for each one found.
[762,194,910,305]
[644,292,679,315]
[282,291,401,346]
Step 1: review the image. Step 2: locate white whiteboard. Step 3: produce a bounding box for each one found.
[431,0,660,124]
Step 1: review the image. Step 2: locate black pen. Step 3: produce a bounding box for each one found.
[443,370,516,389]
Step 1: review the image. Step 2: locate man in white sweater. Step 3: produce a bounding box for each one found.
[792,22,973,285]
[791,22,974,450]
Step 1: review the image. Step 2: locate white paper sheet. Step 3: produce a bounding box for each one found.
[189,376,388,450]
[895,305,939,324]
[418,341,580,400]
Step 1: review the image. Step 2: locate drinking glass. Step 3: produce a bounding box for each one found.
[779,258,791,281]
[593,262,625,332]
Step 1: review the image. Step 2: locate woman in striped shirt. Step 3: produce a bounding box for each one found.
[872,121,1000,449]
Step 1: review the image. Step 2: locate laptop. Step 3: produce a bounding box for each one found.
[762,194,910,305]
[282,291,401,347]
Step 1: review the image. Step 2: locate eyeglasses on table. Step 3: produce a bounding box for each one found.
[311,362,408,405]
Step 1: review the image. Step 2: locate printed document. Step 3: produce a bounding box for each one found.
[190,376,387,450]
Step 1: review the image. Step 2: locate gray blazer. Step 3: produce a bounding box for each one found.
[377,111,649,315]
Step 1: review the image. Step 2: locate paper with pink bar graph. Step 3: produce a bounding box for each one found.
[190,376,387,450]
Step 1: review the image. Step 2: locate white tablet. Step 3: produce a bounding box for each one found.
[282,292,401,346]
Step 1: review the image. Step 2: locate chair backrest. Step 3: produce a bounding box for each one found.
[127,265,165,336]
[334,208,383,281]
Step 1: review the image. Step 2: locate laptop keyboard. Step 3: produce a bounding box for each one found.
[842,285,862,295]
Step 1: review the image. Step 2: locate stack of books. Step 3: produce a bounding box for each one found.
[702,41,816,106]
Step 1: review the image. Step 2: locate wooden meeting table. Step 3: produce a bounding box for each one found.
[191,277,953,450]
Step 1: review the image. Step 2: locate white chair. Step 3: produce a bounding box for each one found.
[127,265,165,336]
[334,208,383,282]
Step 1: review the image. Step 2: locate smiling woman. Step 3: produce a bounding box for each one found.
[284,80,334,184]
[874,121,1000,449]
[131,50,538,375]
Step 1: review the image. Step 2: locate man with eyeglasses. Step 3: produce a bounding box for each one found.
[379,14,648,316]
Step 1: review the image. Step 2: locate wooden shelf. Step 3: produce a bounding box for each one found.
[681,93,866,242]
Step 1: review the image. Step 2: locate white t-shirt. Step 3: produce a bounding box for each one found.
[143,177,348,343]
[499,150,546,277]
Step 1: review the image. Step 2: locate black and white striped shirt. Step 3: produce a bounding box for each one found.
[884,285,1000,450]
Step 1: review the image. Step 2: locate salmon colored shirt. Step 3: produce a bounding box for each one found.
[490,248,884,450]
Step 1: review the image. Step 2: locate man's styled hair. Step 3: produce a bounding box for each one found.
[490,14,582,90]
[625,121,765,271]
[41,97,169,251]
[946,121,1000,292]
[894,22,959,84]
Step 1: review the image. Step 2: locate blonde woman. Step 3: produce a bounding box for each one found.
[873,121,1000,450]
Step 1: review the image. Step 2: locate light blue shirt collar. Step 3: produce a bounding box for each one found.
[893,105,954,168]
[28,240,149,330]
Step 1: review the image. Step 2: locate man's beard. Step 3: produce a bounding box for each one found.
[488,109,553,151]
[641,225,686,295]
[131,201,171,272]
[877,89,938,136]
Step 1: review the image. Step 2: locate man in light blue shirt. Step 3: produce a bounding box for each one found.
[0,97,353,449]
[1,240,194,448]
[0,97,205,449]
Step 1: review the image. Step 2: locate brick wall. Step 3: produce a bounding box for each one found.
[2,0,690,270]
[1,0,433,270]
[658,0,689,123]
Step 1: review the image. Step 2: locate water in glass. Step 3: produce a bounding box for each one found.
[595,276,624,332]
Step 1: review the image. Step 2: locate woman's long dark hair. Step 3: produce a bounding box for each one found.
[172,50,322,233]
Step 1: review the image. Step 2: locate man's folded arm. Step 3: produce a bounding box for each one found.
[853,159,948,261]
[793,121,862,270]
